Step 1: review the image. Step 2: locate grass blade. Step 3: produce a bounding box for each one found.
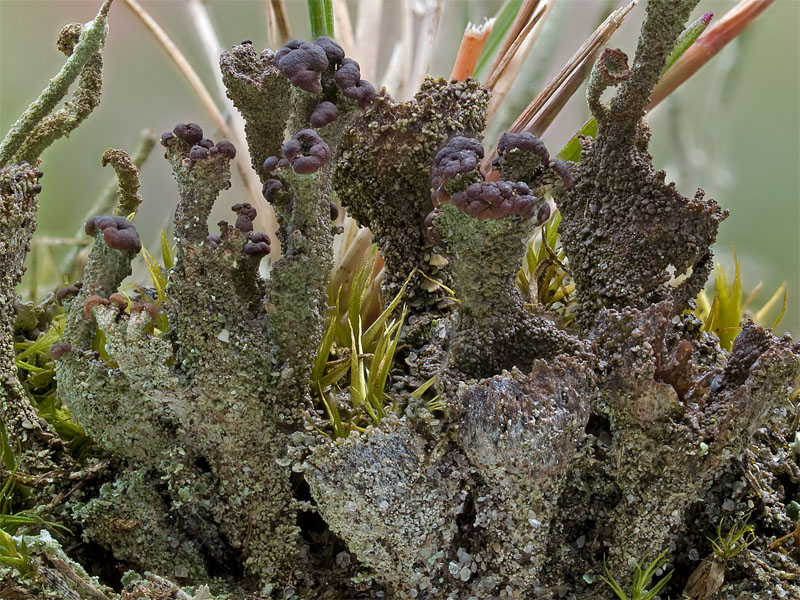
[661,11,713,76]
[557,117,598,162]
[754,283,787,328]
[362,269,413,350]
[307,0,334,39]
[160,229,174,270]
[312,301,339,384]
[410,376,437,400]
[0,422,16,472]
[319,361,350,389]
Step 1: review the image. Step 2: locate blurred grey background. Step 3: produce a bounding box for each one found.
[1,0,797,335]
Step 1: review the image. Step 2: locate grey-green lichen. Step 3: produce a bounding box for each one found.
[0,162,67,468]
[334,77,489,308]
[304,415,465,599]
[72,467,209,583]
[435,201,582,379]
[0,0,112,168]
[453,359,595,592]
[220,43,292,179]
[558,0,728,330]
[1,529,116,600]
[58,126,304,587]
[429,134,584,379]
[3,2,800,599]
[0,0,113,481]
[101,149,143,217]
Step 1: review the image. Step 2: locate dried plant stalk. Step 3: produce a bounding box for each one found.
[483,0,552,126]
[332,0,356,57]
[122,0,228,137]
[269,0,292,44]
[485,1,543,89]
[450,19,495,81]
[355,0,384,83]
[486,0,542,83]
[406,0,444,98]
[483,0,637,173]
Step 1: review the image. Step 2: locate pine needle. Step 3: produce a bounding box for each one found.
[485,0,544,89]
[486,0,542,85]
[484,0,552,125]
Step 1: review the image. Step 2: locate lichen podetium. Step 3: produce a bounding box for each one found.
[1,1,798,598]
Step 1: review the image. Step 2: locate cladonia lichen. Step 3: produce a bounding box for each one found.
[1,1,798,599]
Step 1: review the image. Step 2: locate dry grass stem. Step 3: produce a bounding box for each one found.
[485,7,544,89]
[483,0,553,126]
[266,0,277,48]
[486,0,542,86]
[269,0,292,44]
[509,0,636,134]
[122,0,229,138]
[648,0,775,111]
[482,0,637,174]
[332,0,356,57]
[332,215,363,264]
[355,0,385,83]
[406,0,444,99]
[329,225,383,322]
[381,0,413,97]
[450,19,495,81]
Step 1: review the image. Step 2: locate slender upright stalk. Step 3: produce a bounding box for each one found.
[0,0,113,167]
[307,0,334,39]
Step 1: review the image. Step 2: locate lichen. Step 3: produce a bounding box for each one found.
[73,467,209,583]
[0,162,66,468]
[0,0,112,168]
[101,149,143,217]
[304,416,465,599]
[559,0,728,329]
[58,124,304,586]
[334,78,489,308]
[430,135,585,379]
[2,1,799,598]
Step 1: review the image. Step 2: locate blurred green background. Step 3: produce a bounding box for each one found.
[1,0,797,336]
